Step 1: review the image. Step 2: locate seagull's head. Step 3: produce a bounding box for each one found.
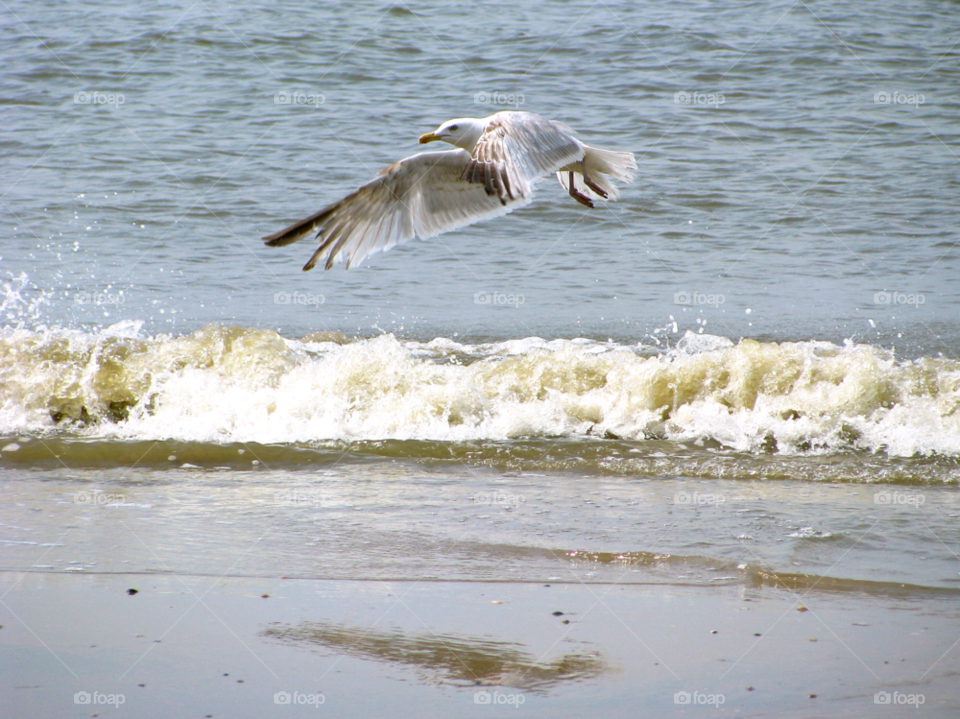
[419,118,486,151]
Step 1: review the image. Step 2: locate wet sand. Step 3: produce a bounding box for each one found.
[2,572,957,718]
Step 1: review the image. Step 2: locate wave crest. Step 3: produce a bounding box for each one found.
[2,324,959,457]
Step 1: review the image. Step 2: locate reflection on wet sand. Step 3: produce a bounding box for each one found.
[261,620,605,690]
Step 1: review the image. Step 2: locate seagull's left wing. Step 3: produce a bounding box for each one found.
[263,149,532,271]
[464,112,585,204]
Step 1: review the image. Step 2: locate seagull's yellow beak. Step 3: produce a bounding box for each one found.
[419,132,441,144]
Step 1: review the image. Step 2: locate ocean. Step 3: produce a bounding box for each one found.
[2,1,959,717]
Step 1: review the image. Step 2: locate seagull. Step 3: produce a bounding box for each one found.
[262,111,637,271]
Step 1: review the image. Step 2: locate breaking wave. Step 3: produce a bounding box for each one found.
[2,322,959,465]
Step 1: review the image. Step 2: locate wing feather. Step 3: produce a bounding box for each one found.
[462,112,585,203]
[263,149,531,271]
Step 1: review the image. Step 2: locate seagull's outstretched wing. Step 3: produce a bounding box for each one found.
[463,112,585,203]
[263,149,531,271]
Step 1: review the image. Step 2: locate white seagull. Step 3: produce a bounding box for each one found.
[263,111,637,271]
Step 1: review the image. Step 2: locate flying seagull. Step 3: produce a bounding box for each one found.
[262,111,637,271]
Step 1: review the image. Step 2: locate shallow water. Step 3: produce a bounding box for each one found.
[3,462,959,595]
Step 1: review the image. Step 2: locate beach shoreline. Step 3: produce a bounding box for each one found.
[2,571,957,718]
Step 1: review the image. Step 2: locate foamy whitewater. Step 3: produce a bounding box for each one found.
[2,321,959,459]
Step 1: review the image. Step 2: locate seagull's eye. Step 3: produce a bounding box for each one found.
[449,125,459,131]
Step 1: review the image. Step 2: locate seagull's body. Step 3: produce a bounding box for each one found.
[263,111,637,271]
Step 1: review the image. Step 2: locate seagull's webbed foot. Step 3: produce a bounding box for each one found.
[582,174,608,199]
[568,171,594,208]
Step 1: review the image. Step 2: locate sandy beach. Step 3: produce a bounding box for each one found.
[3,571,957,718]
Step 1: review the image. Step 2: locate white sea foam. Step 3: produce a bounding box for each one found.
[1,325,959,457]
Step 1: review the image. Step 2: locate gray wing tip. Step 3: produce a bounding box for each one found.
[263,224,312,247]
[262,203,341,247]
[302,246,326,272]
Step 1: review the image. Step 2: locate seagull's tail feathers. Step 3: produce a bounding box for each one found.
[557,145,637,202]
[262,203,338,247]
[583,145,637,200]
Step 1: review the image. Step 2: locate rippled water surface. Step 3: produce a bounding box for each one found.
[4,0,959,347]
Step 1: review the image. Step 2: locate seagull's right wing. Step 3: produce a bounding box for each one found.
[464,112,586,203]
[262,149,532,271]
